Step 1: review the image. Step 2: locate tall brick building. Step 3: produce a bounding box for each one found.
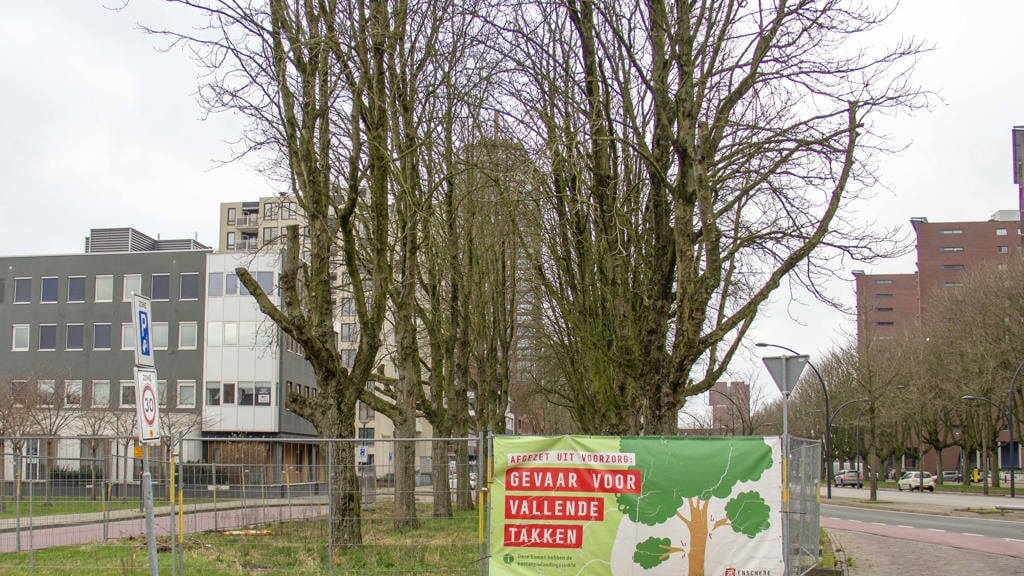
[855,211,1020,343]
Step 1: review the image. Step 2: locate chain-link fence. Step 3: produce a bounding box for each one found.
[787,436,823,576]
[0,435,483,575]
[0,434,822,575]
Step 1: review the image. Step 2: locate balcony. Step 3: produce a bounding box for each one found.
[235,213,260,230]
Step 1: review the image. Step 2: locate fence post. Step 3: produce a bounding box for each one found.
[14,453,21,553]
[327,440,333,569]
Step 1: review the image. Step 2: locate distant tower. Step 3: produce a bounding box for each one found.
[709,381,751,435]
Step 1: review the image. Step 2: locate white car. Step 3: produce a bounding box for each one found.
[897,471,935,492]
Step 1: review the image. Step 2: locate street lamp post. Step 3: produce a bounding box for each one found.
[757,342,832,499]
[830,397,869,484]
[1006,360,1024,497]
[962,391,1017,498]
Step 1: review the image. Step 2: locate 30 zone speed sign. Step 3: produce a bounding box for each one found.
[134,368,161,444]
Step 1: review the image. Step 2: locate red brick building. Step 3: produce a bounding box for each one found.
[855,211,1020,343]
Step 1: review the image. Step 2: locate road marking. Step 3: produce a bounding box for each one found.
[898,525,913,529]
[962,533,983,537]
[927,528,945,532]
[1003,537,1024,542]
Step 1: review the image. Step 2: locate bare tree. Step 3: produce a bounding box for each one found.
[77,408,113,501]
[0,378,37,511]
[922,256,1024,488]
[492,0,926,434]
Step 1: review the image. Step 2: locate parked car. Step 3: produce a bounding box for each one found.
[834,469,863,488]
[898,471,935,492]
[941,470,962,484]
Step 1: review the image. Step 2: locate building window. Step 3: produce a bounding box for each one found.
[282,202,297,219]
[208,272,223,297]
[179,322,198,349]
[256,383,272,406]
[940,264,965,270]
[224,322,239,346]
[225,273,239,295]
[341,349,355,368]
[943,281,963,287]
[226,231,236,250]
[153,322,168,350]
[340,297,355,316]
[123,274,142,301]
[257,271,274,295]
[180,273,199,300]
[207,322,223,346]
[872,279,892,285]
[92,381,110,408]
[37,380,55,406]
[874,293,893,298]
[152,274,170,301]
[223,382,236,404]
[40,277,58,303]
[875,321,894,326]
[67,276,86,303]
[39,325,57,351]
[997,245,1009,254]
[227,207,236,224]
[93,324,112,350]
[938,229,963,235]
[264,202,276,219]
[939,246,964,253]
[65,380,82,408]
[158,380,168,406]
[12,325,30,351]
[239,383,255,406]
[14,277,31,303]
[120,381,136,407]
[121,323,136,350]
[263,227,277,244]
[177,381,196,408]
[206,381,221,406]
[66,324,84,350]
[339,323,357,342]
[997,228,1008,236]
[95,275,113,302]
[874,307,893,312]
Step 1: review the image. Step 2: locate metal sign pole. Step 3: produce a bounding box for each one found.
[143,447,158,576]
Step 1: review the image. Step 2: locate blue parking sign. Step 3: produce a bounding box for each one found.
[131,295,155,367]
[138,309,151,355]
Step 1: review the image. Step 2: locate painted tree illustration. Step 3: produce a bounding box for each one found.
[617,438,774,575]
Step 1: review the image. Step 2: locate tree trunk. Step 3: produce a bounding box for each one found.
[328,440,362,549]
[431,440,452,519]
[455,438,474,511]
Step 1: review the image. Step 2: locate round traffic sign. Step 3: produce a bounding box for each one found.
[142,384,158,425]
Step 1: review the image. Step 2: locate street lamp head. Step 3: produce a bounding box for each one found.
[755,342,768,347]
[961,395,980,402]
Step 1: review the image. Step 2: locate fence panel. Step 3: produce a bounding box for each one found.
[787,436,822,576]
[0,435,483,576]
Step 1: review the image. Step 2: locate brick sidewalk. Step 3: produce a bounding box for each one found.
[831,529,1024,576]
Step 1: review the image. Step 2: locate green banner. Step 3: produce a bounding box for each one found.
[488,435,784,576]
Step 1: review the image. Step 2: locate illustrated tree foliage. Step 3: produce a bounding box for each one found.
[617,437,773,575]
[494,0,925,434]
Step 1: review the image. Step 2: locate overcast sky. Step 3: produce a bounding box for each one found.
[3,1,1022,402]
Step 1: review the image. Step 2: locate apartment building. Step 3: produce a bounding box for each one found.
[218,197,303,252]
[0,228,210,480]
[855,211,1020,342]
[708,380,751,435]
[216,197,437,478]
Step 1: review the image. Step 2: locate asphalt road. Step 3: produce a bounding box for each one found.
[822,486,1024,575]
